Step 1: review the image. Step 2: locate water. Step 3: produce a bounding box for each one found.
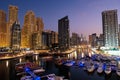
[0,49,120,80]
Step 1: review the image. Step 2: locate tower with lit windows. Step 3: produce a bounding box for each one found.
[0,10,7,47]
[21,11,36,49]
[102,10,119,48]
[58,16,70,50]
[8,5,18,47]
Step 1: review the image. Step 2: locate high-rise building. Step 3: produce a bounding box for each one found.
[36,17,44,32]
[11,21,21,50]
[71,33,80,46]
[21,11,36,49]
[118,24,120,46]
[102,10,119,48]
[32,17,44,49]
[32,31,43,49]
[8,5,18,47]
[97,34,104,47]
[89,33,97,47]
[8,5,18,24]
[42,30,52,49]
[58,16,70,50]
[51,31,58,44]
[0,10,7,47]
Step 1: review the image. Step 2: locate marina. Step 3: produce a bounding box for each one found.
[0,48,120,80]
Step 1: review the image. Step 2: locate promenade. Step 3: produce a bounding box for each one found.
[0,48,76,60]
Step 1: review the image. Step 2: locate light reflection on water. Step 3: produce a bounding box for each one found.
[1,48,120,80]
[35,55,38,61]
[6,60,9,68]
[19,58,22,63]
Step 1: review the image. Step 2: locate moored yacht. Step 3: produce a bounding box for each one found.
[116,69,120,76]
[15,62,45,75]
[87,64,95,72]
[97,65,103,73]
[21,76,33,80]
[104,66,111,75]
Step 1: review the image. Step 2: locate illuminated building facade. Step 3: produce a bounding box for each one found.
[58,16,70,50]
[32,17,44,49]
[51,31,58,44]
[89,33,97,48]
[102,10,119,48]
[0,10,7,47]
[11,21,21,50]
[71,33,80,46]
[21,11,36,49]
[8,5,18,47]
[42,30,52,49]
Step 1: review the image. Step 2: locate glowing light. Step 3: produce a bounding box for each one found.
[19,58,22,63]
[67,54,70,58]
[6,60,9,67]
[25,67,30,72]
[74,51,77,59]
[79,62,84,67]
[89,52,91,57]
[81,53,84,58]
[35,55,38,61]
[35,76,41,80]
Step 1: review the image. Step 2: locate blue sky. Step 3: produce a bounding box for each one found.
[0,0,120,38]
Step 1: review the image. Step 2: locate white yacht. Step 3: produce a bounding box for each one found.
[97,63,103,73]
[47,74,64,80]
[116,69,120,76]
[21,76,33,80]
[104,66,111,75]
[87,64,95,72]
[33,68,45,74]
[64,60,75,67]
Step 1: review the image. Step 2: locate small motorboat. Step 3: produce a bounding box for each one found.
[15,62,44,75]
[97,66,103,73]
[21,76,33,80]
[116,69,120,76]
[64,60,75,67]
[104,66,111,75]
[97,63,103,73]
[33,68,45,73]
[47,74,64,80]
[87,64,95,72]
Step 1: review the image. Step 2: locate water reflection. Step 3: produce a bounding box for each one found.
[19,58,22,63]
[68,51,77,59]
[35,55,38,61]
[81,52,84,58]
[89,52,91,57]
[6,60,9,67]
[1,48,120,80]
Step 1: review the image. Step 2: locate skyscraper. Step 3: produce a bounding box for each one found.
[71,33,80,46]
[11,21,21,50]
[102,10,119,48]
[89,33,97,48]
[36,17,44,32]
[21,11,36,49]
[32,17,44,49]
[0,10,7,47]
[8,5,18,24]
[8,5,18,47]
[58,16,70,51]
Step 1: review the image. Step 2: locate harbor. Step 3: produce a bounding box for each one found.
[0,48,120,80]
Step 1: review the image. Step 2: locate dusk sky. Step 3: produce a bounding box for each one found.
[0,0,120,38]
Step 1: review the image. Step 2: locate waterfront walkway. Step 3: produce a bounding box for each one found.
[0,48,76,60]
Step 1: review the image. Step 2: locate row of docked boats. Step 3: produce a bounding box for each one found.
[21,74,64,80]
[16,62,64,80]
[15,62,45,76]
[77,54,120,76]
[55,58,75,67]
